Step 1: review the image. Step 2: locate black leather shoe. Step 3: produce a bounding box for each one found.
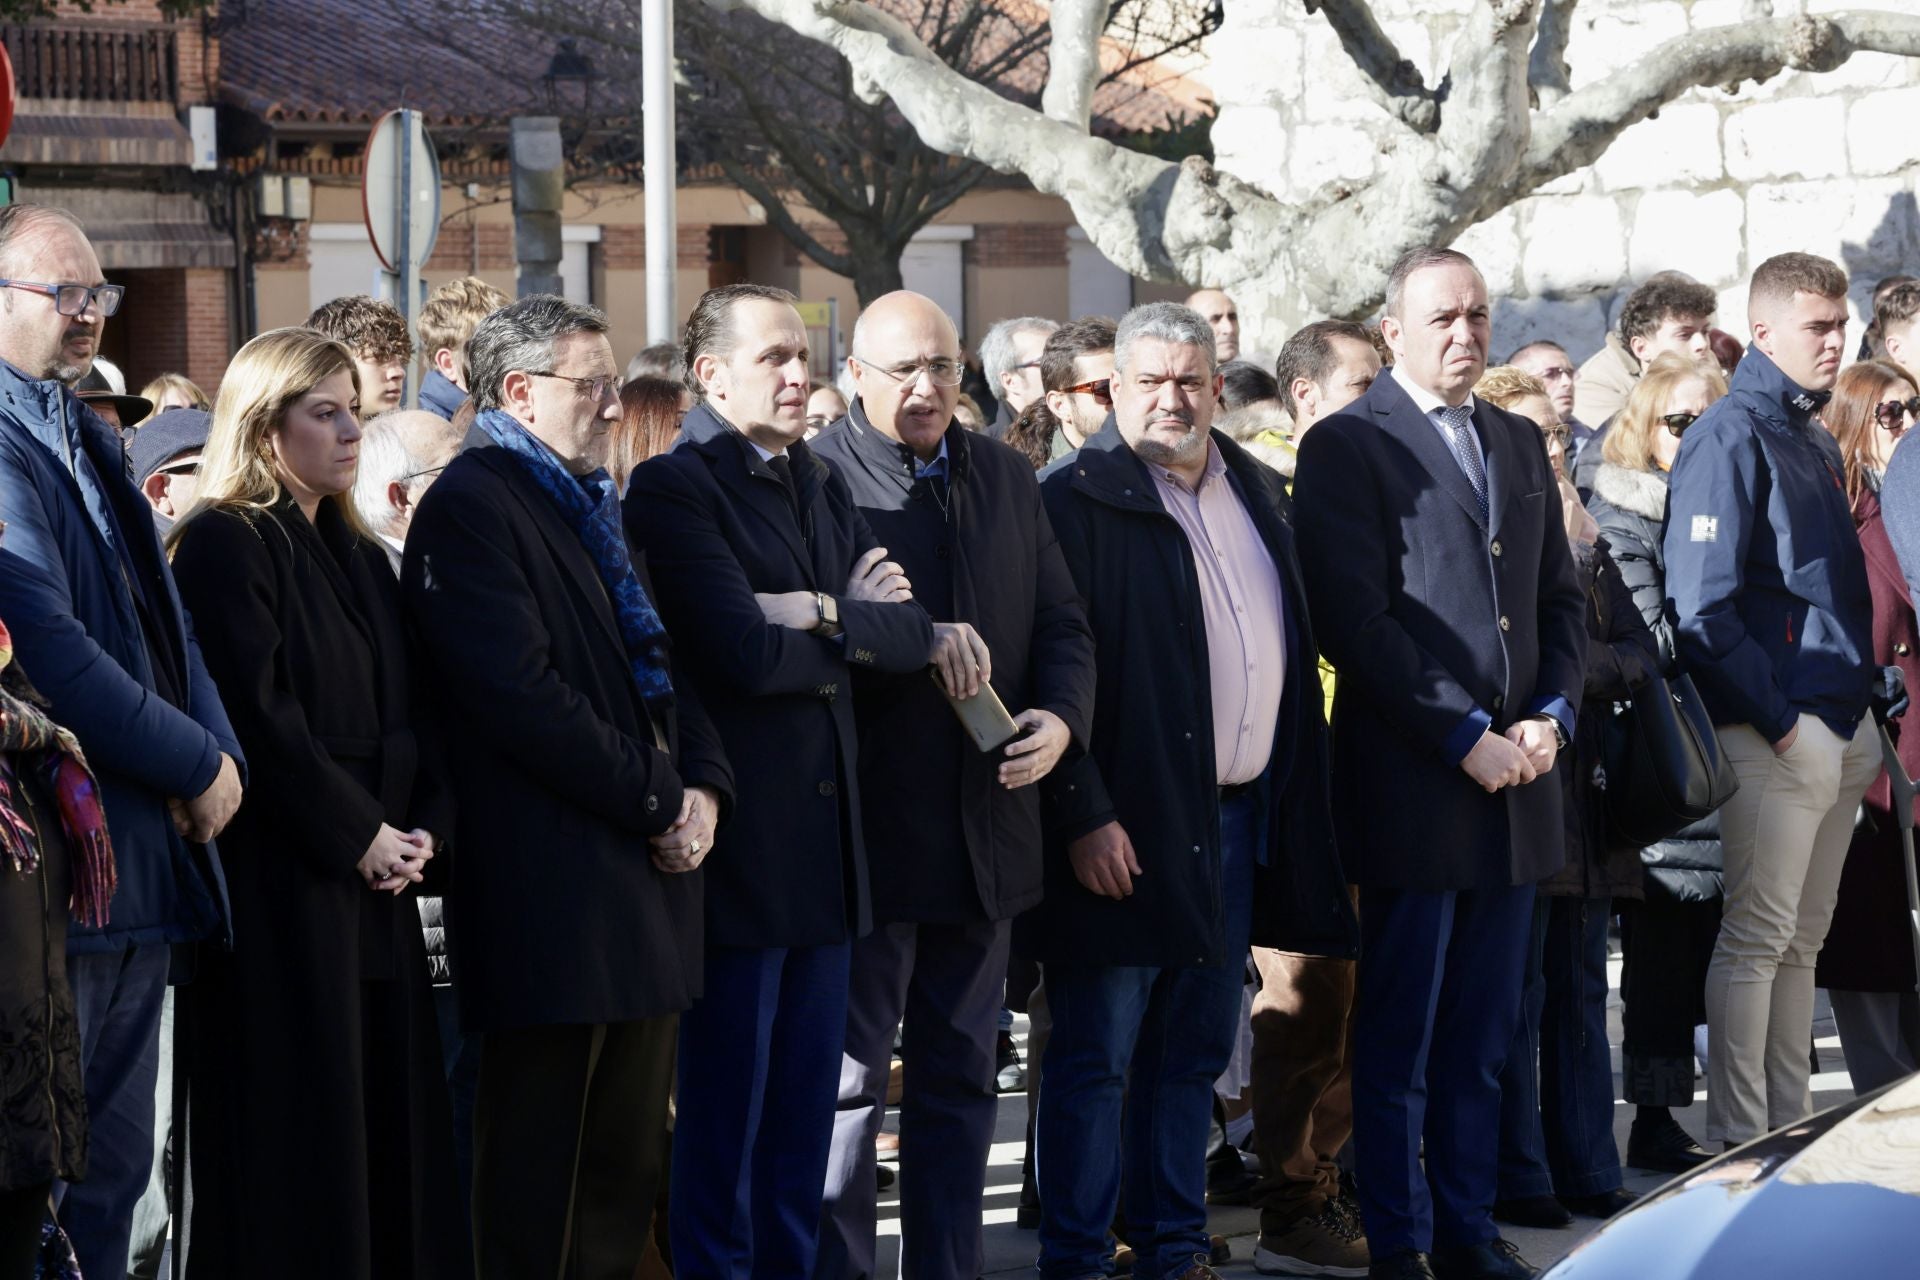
[1560,1186,1638,1218]
[1368,1249,1438,1280]
[1627,1115,1714,1173]
[1430,1238,1537,1280]
[1491,1194,1572,1228]
[1206,1160,1258,1205]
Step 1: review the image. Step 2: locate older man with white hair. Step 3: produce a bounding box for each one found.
[980,315,1059,437]
[351,409,467,573]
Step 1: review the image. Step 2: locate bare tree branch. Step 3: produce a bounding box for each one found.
[1504,10,1920,207]
[1043,0,1108,130]
[715,156,857,276]
[1528,0,1577,106]
[1305,0,1440,133]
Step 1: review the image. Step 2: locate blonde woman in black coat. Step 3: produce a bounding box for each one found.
[167,328,464,1279]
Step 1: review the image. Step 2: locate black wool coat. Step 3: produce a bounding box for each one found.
[170,499,465,1279]
[626,404,935,949]
[402,442,735,1033]
[1020,424,1357,968]
[810,408,1094,924]
[1293,376,1588,891]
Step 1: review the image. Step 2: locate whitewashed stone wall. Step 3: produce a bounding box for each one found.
[1204,0,1920,360]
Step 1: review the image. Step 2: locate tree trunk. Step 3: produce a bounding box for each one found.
[850,248,906,308]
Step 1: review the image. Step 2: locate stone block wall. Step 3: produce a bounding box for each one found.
[1206,0,1920,359]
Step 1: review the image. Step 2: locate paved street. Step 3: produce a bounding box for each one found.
[870,955,1859,1279]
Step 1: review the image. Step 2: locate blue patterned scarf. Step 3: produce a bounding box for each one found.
[474,408,676,710]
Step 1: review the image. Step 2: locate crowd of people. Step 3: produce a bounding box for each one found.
[1,193,1918,1280]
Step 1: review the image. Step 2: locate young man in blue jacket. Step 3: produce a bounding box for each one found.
[1663,251,1880,1152]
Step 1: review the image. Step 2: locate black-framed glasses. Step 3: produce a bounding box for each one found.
[1062,378,1111,406]
[1661,412,1700,437]
[853,354,966,387]
[1874,396,1920,432]
[0,279,123,317]
[400,465,446,484]
[527,370,620,401]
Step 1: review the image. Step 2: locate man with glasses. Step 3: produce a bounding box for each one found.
[981,315,1060,438]
[351,409,467,574]
[808,290,1094,1280]
[0,204,244,1279]
[1039,316,1117,464]
[627,284,940,1280]
[403,294,732,1279]
[1508,340,1590,448]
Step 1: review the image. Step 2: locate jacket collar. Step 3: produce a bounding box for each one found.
[1366,371,1508,532]
[1591,461,1669,522]
[1729,345,1830,431]
[1065,418,1288,526]
[678,400,824,580]
[842,397,968,488]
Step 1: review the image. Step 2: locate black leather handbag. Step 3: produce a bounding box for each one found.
[1601,670,1739,851]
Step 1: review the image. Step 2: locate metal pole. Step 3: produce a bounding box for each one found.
[642,0,677,343]
[397,109,419,409]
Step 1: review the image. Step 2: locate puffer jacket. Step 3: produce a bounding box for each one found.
[1542,537,1656,900]
[1588,460,1725,903]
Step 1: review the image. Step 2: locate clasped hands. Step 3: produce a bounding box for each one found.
[649,785,720,875]
[1460,718,1559,794]
[356,824,436,894]
[754,546,913,630]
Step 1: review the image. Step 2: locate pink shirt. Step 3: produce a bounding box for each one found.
[1147,443,1287,786]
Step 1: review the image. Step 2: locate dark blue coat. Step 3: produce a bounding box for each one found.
[810,407,1094,924]
[1663,346,1873,743]
[1293,372,1587,891]
[0,361,239,951]
[1021,424,1357,967]
[625,404,934,949]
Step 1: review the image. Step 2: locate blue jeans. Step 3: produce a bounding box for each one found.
[53,942,171,1280]
[1035,794,1257,1280]
[673,941,852,1280]
[1497,896,1622,1200]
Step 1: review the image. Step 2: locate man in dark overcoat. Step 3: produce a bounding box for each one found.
[404,295,734,1278]
[1292,247,1587,1280]
[809,290,1095,1280]
[625,284,938,1280]
[1025,300,1356,1280]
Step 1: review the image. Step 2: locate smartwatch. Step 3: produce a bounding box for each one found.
[812,591,843,638]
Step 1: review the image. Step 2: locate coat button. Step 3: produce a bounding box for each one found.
[818,781,836,797]
[936,545,950,559]
[1493,695,1504,711]
[645,795,660,813]
[1499,615,1510,631]
[1491,540,1503,557]
[1898,644,1912,656]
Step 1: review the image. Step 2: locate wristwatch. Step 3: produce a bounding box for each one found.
[1536,714,1569,750]
[812,591,843,638]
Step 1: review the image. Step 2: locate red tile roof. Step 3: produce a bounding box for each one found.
[220,0,1208,135]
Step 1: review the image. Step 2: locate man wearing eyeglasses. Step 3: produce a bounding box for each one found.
[0,204,245,1279]
[807,290,1094,1280]
[403,294,733,1279]
[1039,316,1118,464]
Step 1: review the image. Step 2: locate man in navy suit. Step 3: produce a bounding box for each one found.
[626,284,943,1280]
[1293,248,1586,1280]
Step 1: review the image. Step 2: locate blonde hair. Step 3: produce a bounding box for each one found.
[419,275,512,367]
[1473,365,1548,411]
[1603,353,1728,473]
[168,327,368,550]
[138,371,210,411]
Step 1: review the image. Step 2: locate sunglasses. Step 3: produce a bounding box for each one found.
[1874,396,1920,432]
[1661,412,1699,437]
[1062,378,1112,406]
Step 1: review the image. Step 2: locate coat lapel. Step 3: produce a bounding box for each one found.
[1478,405,1513,539]
[1370,378,1488,531]
[693,425,817,584]
[475,449,630,658]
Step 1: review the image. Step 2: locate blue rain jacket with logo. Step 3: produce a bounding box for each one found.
[1662,346,1873,743]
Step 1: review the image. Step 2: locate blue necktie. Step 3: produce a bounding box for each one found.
[1439,404,1488,519]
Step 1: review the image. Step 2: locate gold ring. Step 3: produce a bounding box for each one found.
[691,839,702,856]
